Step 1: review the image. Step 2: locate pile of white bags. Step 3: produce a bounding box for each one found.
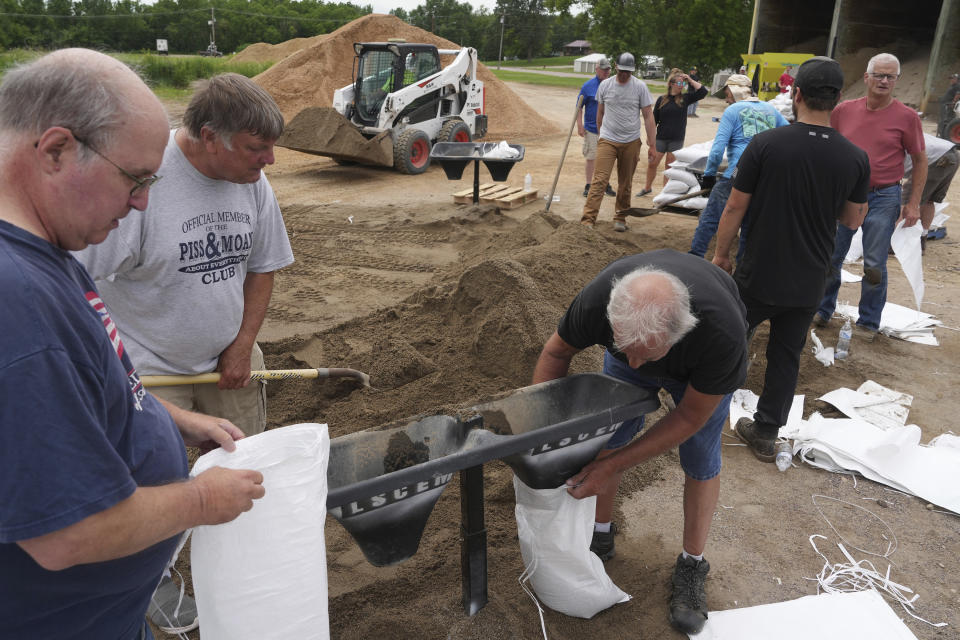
[650,140,719,211]
[767,91,795,122]
[190,423,331,640]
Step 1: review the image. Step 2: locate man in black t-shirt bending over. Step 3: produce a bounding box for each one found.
[712,57,870,462]
[532,249,748,635]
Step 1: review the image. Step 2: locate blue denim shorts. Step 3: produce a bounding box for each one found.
[602,351,729,481]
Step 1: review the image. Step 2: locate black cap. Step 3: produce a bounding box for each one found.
[794,56,844,98]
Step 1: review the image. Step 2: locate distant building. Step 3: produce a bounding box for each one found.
[564,40,591,56]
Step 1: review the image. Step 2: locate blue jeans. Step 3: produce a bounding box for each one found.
[688,177,748,262]
[601,352,731,481]
[817,185,901,331]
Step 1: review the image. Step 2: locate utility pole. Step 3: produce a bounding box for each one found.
[207,7,216,47]
[497,14,505,70]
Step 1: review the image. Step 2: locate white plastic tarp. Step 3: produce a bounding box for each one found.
[835,302,940,346]
[688,590,919,640]
[793,414,960,514]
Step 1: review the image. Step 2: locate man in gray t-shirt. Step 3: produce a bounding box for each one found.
[581,52,656,232]
[79,74,293,442]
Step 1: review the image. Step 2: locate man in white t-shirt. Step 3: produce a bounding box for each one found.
[580,52,657,232]
[77,73,294,632]
[903,133,958,252]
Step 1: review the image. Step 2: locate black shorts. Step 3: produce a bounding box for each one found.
[655,138,684,153]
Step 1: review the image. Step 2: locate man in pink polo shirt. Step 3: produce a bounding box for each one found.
[815,52,926,340]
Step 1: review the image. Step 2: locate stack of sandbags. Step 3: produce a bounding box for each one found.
[651,140,719,210]
[768,91,794,122]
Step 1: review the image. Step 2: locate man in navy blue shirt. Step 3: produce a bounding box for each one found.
[578,57,616,197]
[0,49,265,640]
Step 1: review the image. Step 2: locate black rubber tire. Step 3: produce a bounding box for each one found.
[394,129,432,174]
[947,118,960,144]
[438,118,472,143]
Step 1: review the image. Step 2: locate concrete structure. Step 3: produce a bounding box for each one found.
[747,0,960,112]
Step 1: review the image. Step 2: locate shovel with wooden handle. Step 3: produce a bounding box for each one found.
[142,367,371,388]
[622,187,712,217]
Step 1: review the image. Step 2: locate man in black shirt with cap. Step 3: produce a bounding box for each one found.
[712,57,871,462]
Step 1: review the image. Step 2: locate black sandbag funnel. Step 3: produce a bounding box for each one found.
[326,415,489,566]
[468,374,660,489]
[325,374,657,568]
[430,142,525,182]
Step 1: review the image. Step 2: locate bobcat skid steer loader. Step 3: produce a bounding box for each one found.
[277,42,487,174]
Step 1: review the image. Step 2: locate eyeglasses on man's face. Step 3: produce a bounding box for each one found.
[868,72,900,82]
[74,136,161,197]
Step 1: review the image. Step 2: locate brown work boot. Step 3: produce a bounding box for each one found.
[735,418,777,463]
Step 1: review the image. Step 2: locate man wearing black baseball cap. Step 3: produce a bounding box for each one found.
[711,56,871,463]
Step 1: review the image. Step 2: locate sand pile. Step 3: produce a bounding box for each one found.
[254,13,560,139]
[234,36,325,64]
[837,45,931,106]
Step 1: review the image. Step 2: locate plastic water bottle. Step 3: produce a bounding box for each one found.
[524,173,532,192]
[775,441,792,472]
[835,319,852,360]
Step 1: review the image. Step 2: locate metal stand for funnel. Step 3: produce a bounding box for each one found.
[460,464,487,615]
[471,160,481,204]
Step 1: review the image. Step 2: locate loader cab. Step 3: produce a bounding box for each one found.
[353,42,441,127]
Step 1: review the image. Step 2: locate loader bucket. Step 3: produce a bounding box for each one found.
[277,106,394,167]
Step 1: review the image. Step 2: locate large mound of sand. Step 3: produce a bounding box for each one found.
[254,14,560,139]
[234,37,325,64]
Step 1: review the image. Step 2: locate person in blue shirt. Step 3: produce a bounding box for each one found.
[0,49,265,640]
[577,57,615,197]
[689,74,789,260]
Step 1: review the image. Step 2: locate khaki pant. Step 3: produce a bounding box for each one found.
[151,343,267,437]
[581,137,643,224]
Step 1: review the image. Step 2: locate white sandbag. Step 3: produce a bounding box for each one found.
[676,196,709,210]
[671,139,715,164]
[652,191,677,206]
[662,179,690,194]
[663,168,700,188]
[191,423,331,640]
[514,476,630,619]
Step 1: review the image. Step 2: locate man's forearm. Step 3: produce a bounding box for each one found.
[715,203,746,257]
[603,406,705,474]
[907,157,927,208]
[19,482,203,571]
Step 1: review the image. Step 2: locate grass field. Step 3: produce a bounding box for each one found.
[481,55,579,68]
[490,68,668,93]
[0,50,273,94]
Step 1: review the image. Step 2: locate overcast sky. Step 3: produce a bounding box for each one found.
[367,0,498,16]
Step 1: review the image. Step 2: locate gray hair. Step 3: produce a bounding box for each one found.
[182,73,284,148]
[0,50,137,159]
[866,53,900,75]
[606,267,698,352]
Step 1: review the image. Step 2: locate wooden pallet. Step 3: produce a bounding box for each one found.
[453,183,539,208]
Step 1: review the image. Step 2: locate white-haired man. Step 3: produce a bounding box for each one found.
[532,249,748,634]
[0,49,264,640]
[815,53,926,340]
